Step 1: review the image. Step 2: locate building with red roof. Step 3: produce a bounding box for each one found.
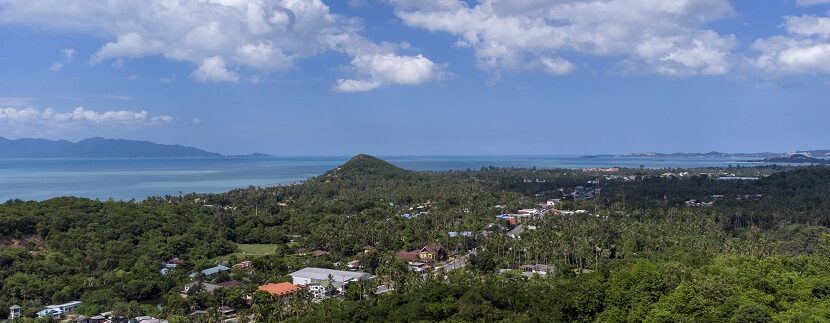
[257,282,301,299]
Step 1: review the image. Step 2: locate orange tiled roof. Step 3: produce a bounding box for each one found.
[258,282,300,296]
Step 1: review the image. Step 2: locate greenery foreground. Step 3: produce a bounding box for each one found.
[3,155,830,322]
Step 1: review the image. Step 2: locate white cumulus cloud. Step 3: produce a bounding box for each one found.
[390,0,736,77]
[193,56,240,82]
[0,0,439,91]
[335,53,438,92]
[751,13,830,75]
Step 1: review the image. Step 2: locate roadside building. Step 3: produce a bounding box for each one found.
[419,244,447,263]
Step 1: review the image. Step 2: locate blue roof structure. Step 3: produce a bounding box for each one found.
[189,265,230,279]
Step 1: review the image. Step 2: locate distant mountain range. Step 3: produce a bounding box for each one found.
[0,137,269,158]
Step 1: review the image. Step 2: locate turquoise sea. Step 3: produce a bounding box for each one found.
[0,155,767,201]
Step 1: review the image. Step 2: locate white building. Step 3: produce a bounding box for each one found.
[9,305,21,320]
[36,301,81,319]
[289,267,371,293]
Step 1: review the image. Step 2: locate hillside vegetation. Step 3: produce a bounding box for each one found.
[2,156,830,321]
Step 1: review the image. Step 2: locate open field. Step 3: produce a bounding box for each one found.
[211,243,280,262]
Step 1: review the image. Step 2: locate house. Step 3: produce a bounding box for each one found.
[181,282,224,297]
[419,245,447,263]
[289,267,371,293]
[216,280,243,288]
[36,301,81,320]
[375,284,394,295]
[188,265,230,279]
[395,251,421,262]
[517,208,539,215]
[165,257,183,267]
[520,264,550,277]
[232,260,252,269]
[37,308,62,320]
[160,258,183,275]
[135,316,168,323]
[258,282,301,299]
[9,305,21,320]
[363,245,375,254]
[407,261,429,273]
[307,280,336,299]
[447,231,474,238]
[311,250,329,257]
[219,306,235,316]
[508,225,525,239]
[347,259,361,269]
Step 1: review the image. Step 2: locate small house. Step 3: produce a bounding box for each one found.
[232,260,252,269]
[419,245,447,263]
[9,305,21,320]
[189,265,230,279]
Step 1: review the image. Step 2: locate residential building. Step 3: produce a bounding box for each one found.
[258,282,301,300]
[407,261,429,273]
[36,301,81,320]
[181,282,224,297]
[161,257,183,274]
[448,231,473,238]
[289,267,371,293]
[216,280,243,288]
[508,225,525,239]
[9,305,21,320]
[188,265,230,279]
[419,245,447,263]
[375,284,394,295]
[232,260,252,269]
[307,280,336,299]
[520,264,551,277]
[395,251,420,262]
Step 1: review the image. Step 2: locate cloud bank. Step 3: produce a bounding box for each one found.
[0,106,173,126]
[0,0,440,90]
[390,0,736,77]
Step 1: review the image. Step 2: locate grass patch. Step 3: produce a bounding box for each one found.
[212,243,280,262]
[237,243,280,256]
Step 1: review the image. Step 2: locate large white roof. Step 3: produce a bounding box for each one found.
[289,267,370,283]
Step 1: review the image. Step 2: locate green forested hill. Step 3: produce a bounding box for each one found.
[2,157,830,322]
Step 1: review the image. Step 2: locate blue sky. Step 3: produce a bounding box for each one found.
[1,0,830,155]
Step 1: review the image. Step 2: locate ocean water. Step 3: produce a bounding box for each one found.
[0,155,765,201]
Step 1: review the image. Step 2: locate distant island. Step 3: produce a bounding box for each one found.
[620,151,779,158]
[0,136,270,158]
[758,154,830,165]
[584,150,830,160]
